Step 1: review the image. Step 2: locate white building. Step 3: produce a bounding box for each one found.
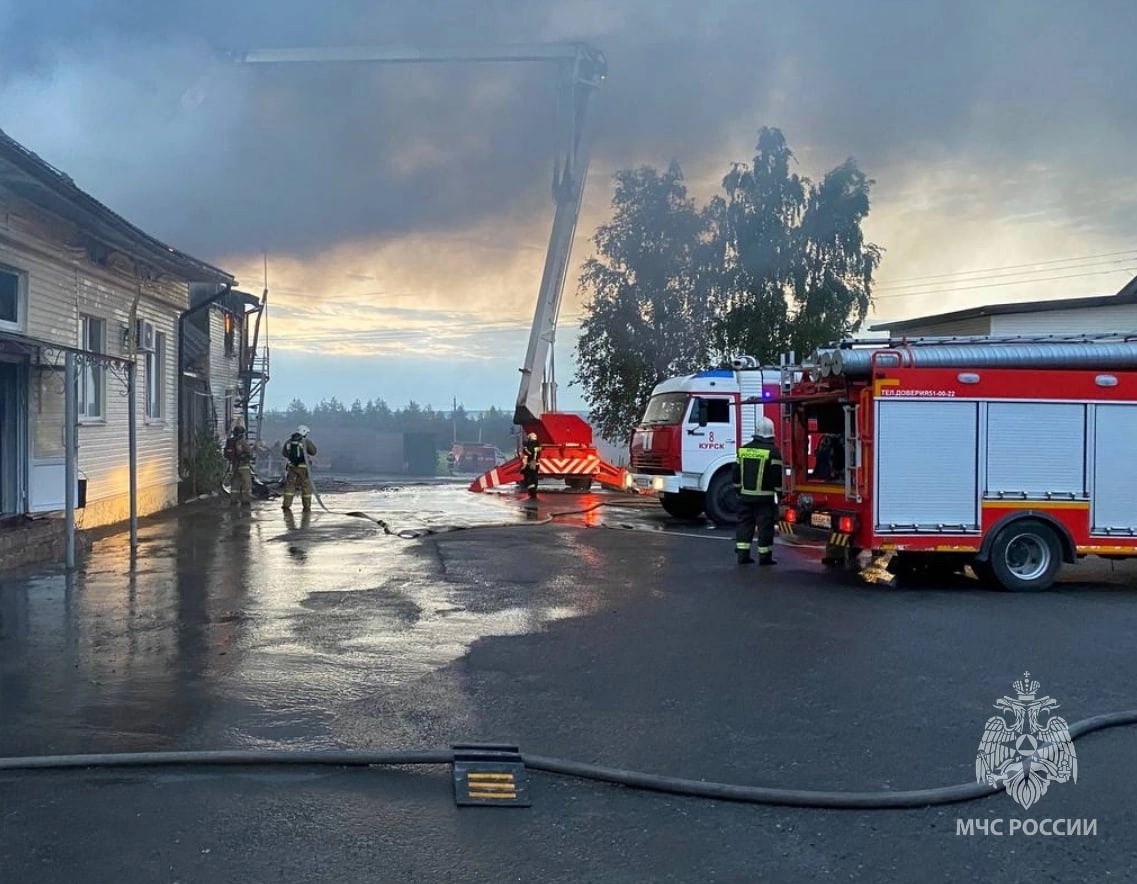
[181,284,268,480]
[0,128,235,531]
[869,277,1137,338]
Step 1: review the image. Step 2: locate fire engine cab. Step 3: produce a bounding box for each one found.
[779,333,1137,591]
[628,356,787,525]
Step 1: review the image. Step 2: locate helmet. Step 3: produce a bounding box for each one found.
[297,425,310,438]
[233,425,246,437]
[526,432,538,441]
[753,417,775,438]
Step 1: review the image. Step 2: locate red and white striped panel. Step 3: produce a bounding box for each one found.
[472,468,502,490]
[539,456,600,475]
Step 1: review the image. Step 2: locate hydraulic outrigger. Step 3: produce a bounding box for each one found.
[232,42,628,493]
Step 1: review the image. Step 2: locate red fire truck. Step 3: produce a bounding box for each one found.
[778,334,1137,591]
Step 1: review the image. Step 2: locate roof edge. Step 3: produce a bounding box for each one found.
[0,127,236,286]
[870,275,1137,332]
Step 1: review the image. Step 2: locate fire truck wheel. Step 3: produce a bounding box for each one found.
[988,520,1063,592]
[704,470,740,527]
[566,477,593,491]
[661,492,704,520]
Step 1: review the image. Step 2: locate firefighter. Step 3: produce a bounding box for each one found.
[733,416,784,565]
[520,431,541,499]
[281,424,318,512]
[228,424,254,508]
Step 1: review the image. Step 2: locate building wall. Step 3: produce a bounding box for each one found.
[0,195,188,529]
[880,317,994,338]
[208,307,243,435]
[990,304,1137,335]
[880,303,1137,340]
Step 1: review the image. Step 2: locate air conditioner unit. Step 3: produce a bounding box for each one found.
[135,319,155,352]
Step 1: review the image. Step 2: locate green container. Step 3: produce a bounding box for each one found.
[403,432,437,476]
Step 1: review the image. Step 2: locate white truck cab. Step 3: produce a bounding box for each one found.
[628,359,784,525]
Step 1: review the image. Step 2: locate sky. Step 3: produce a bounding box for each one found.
[2,1,1137,414]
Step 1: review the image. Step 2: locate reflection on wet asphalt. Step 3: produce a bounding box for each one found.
[0,482,722,757]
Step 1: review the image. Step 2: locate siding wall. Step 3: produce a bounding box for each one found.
[0,193,189,529]
[879,317,994,338]
[991,305,1137,335]
[881,304,1137,340]
[208,307,243,435]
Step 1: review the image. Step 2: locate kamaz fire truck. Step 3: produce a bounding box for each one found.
[778,333,1137,591]
[627,357,789,525]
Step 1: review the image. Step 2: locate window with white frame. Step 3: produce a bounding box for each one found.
[0,264,25,329]
[146,330,166,420]
[79,314,106,420]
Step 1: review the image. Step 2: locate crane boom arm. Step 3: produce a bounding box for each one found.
[231,42,607,427]
[233,43,595,65]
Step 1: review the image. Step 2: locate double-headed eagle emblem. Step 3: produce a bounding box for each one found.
[975,672,1077,810]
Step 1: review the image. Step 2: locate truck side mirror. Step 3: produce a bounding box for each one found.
[693,398,708,427]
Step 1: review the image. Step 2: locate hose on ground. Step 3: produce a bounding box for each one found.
[315,499,616,539]
[2,709,1134,809]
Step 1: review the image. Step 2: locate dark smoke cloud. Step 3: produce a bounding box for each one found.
[2,0,1136,264]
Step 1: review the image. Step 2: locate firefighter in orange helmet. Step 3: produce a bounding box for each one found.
[520,431,541,499]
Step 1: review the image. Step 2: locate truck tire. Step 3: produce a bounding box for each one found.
[660,491,704,520]
[565,477,593,491]
[987,519,1063,592]
[704,469,740,527]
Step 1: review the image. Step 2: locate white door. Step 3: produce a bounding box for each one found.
[683,396,734,476]
[28,367,73,512]
[875,400,979,531]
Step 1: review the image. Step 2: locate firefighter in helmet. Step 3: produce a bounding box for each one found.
[733,416,784,565]
[228,423,254,508]
[520,431,541,499]
[281,424,318,512]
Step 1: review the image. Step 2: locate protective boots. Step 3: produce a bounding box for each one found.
[758,551,776,566]
[737,551,755,564]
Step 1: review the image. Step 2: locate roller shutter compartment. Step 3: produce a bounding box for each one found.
[875,400,978,531]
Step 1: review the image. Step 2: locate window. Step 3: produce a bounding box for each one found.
[640,393,688,425]
[0,264,24,329]
[146,331,166,420]
[223,312,236,357]
[689,397,731,424]
[78,314,106,420]
[702,399,731,423]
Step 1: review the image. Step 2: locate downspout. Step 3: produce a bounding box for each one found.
[128,276,143,550]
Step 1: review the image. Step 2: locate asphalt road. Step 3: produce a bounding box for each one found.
[1,487,1135,882]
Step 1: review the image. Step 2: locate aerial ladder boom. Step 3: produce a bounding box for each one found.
[233,42,627,492]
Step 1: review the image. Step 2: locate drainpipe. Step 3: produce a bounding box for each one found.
[64,351,77,569]
[127,278,142,550]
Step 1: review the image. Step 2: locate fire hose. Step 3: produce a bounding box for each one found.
[0,709,1134,808]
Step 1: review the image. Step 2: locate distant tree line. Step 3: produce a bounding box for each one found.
[571,126,883,442]
[265,398,519,452]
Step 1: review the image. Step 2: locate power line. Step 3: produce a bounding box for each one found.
[874,257,1137,294]
[870,267,1134,301]
[874,249,1137,288]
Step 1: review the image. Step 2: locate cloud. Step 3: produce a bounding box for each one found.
[4,0,1137,406]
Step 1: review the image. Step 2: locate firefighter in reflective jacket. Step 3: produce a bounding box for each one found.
[281,424,317,512]
[227,425,254,508]
[733,417,784,565]
[520,432,540,499]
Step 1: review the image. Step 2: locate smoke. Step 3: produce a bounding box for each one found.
[2,0,1136,280]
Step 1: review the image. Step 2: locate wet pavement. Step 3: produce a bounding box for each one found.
[1,481,1136,882]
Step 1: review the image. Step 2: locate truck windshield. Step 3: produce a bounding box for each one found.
[640,393,689,425]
